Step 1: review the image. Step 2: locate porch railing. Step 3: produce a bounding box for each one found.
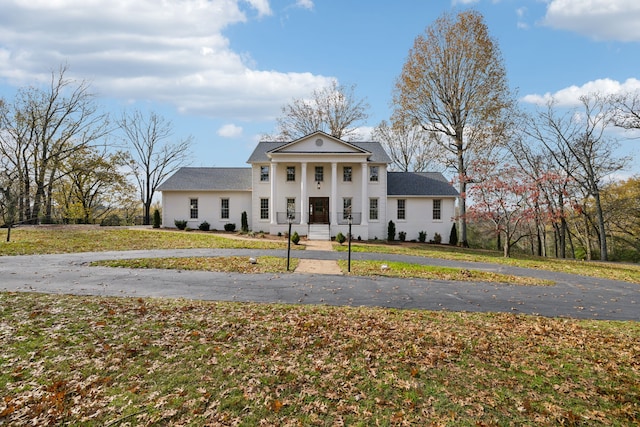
[275,212,362,225]
[276,212,301,224]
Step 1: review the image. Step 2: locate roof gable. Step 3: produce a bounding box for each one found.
[270,131,369,156]
[247,131,392,164]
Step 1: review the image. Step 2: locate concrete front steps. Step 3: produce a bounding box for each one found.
[307,224,330,240]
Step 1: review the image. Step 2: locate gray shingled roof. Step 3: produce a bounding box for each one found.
[246,140,392,164]
[157,167,252,191]
[387,172,459,197]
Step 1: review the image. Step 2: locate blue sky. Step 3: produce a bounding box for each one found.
[1,0,639,175]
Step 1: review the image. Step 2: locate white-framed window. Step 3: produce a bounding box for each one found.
[189,198,198,219]
[343,166,352,182]
[221,198,229,219]
[369,198,378,221]
[315,166,324,182]
[397,199,406,220]
[260,166,269,182]
[369,165,379,182]
[260,198,269,220]
[433,199,441,220]
[286,166,295,182]
[286,198,295,217]
[343,197,352,220]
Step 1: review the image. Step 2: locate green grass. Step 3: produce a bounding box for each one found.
[92,257,550,285]
[0,226,289,255]
[1,293,638,426]
[92,255,299,274]
[338,259,554,286]
[335,241,640,284]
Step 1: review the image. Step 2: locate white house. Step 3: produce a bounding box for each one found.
[158,131,458,242]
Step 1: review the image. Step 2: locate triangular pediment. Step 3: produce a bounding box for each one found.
[267,131,370,157]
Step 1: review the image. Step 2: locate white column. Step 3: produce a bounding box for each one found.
[361,163,368,226]
[331,162,337,226]
[300,162,307,225]
[270,163,277,225]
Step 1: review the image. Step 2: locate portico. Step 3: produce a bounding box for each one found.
[250,132,381,239]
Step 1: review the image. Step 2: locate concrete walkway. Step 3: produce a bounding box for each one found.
[295,240,342,275]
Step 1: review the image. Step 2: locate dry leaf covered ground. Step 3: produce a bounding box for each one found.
[1,293,638,426]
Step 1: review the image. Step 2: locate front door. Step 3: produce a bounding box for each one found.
[309,197,329,223]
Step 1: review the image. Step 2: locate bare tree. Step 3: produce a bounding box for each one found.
[393,10,515,247]
[0,165,19,241]
[611,90,640,132]
[372,116,445,172]
[0,64,110,223]
[118,110,192,225]
[272,81,369,141]
[525,94,628,261]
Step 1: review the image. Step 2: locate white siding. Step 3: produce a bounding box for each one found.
[386,197,456,243]
[162,191,252,230]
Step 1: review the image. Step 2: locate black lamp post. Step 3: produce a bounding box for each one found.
[286,214,293,271]
[347,213,352,273]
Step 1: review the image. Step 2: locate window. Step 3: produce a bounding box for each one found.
[260,198,269,220]
[369,198,378,221]
[343,197,352,220]
[286,198,295,218]
[221,198,229,219]
[286,166,295,182]
[315,166,324,182]
[189,198,198,219]
[369,166,379,182]
[343,166,352,182]
[433,199,441,220]
[397,199,406,220]
[260,166,269,182]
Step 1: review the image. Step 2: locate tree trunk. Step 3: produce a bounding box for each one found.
[457,144,468,247]
[503,234,510,257]
[593,191,608,261]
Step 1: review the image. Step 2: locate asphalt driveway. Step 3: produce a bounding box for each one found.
[1,248,638,321]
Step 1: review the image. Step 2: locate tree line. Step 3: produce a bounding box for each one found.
[389,10,639,261]
[0,65,192,234]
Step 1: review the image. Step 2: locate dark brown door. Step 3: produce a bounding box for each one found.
[309,197,329,223]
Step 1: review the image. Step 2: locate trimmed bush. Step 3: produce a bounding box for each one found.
[449,223,458,246]
[291,231,300,245]
[152,209,161,228]
[199,221,210,231]
[433,232,442,244]
[174,219,188,230]
[224,223,236,232]
[418,231,427,243]
[387,220,396,241]
[241,211,249,232]
[398,231,406,242]
[336,232,346,244]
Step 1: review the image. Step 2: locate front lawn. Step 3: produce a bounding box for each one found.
[1,293,638,426]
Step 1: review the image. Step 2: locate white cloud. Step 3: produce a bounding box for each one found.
[516,7,529,30]
[217,123,243,138]
[543,0,640,41]
[295,0,314,10]
[451,0,479,5]
[0,0,332,120]
[244,0,272,17]
[522,78,640,106]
